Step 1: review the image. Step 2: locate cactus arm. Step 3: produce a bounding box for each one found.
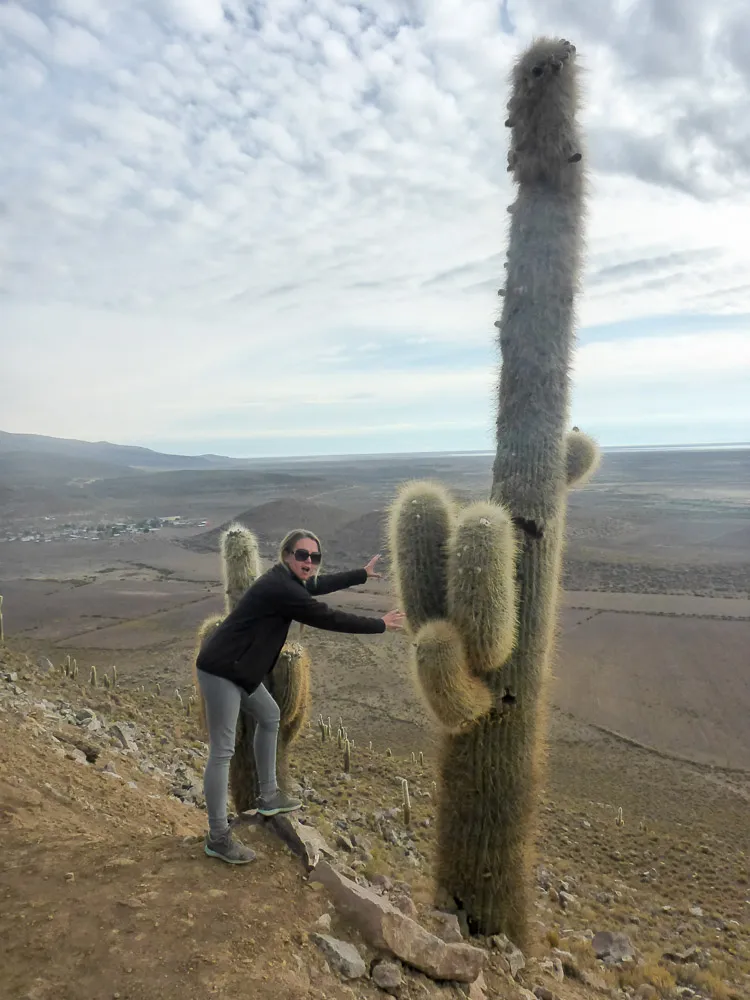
[412,620,493,732]
[447,502,518,674]
[565,428,601,487]
[387,481,454,635]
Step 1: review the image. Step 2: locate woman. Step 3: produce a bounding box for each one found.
[196,527,405,864]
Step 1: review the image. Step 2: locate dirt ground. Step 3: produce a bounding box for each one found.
[1,650,748,1000]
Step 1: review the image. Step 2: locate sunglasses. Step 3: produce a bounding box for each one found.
[293,548,321,565]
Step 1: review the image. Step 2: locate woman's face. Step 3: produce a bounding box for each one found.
[285,536,321,582]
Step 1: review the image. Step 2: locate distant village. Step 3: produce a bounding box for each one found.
[0,515,209,544]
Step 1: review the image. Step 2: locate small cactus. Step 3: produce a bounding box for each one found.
[369,740,373,752]
[111,665,117,688]
[221,523,261,610]
[419,751,425,766]
[103,673,110,690]
[156,682,161,696]
[337,726,344,749]
[411,752,416,764]
[64,654,71,676]
[344,738,351,773]
[616,806,624,827]
[89,665,97,687]
[320,719,327,742]
[72,659,78,680]
[402,779,411,827]
[386,747,392,758]
[175,689,183,707]
[0,594,4,643]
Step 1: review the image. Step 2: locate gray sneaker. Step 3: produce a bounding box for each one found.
[257,790,302,817]
[204,830,256,864]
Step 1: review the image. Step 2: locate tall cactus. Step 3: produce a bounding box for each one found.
[193,523,312,813]
[388,38,599,947]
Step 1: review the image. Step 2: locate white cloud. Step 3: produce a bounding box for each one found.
[1,0,749,455]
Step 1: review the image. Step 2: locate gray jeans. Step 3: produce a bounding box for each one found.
[197,669,280,838]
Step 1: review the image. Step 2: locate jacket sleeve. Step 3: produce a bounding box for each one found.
[280,586,386,635]
[307,568,368,596]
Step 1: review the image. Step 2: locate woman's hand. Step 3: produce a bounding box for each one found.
[364,554,382,579]
[382,609,406,631]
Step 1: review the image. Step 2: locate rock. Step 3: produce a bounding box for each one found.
[75,709,96,724]
[592,930,634,964]
[635,985,657,999]
[663,945,699,963]
[248,814,335,870]
[371,959,403,994]
[533,987,558,1000]
[551,948,578,978]
[558,890,577,910]
[688,906,703,918]
[36,657,54,674]
[309,933,366,979]
[309,861,485,983]
[392,894,418,918]
[539,957,564,982]
[459,970,487,999]
[111,723,137,752]
[428,910,464,943]
[52,726,100,763]
[312,913,332,932]
[372,874,393,891]
[336,833,354,851]
[490,934,526,978]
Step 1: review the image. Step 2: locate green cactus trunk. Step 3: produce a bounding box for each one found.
[439,38,585,946]
[389,37,597,947]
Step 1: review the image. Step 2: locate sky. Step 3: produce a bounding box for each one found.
[1,0,749,459]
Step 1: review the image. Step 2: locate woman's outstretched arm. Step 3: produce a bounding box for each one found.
[307,554,382,596]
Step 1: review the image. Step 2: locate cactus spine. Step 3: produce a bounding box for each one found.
[388,38,599,947]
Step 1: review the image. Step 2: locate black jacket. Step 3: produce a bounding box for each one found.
[196,562,386,693]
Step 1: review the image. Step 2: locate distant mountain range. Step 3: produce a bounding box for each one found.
[0,430,250,474]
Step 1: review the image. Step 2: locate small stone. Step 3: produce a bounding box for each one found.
[428,910,464,943]
[111,723,137,752]
[312,913,332,932]
[371,959,403,993]
[533,987,558,1000]
[539,956,564,982]
[371,874,392,891]
[592,929,634,964]
[688,906,703,918]
[309,933,366,979]
[392,894,418,918]
[36,657,54,674]
[490,933,525,977]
